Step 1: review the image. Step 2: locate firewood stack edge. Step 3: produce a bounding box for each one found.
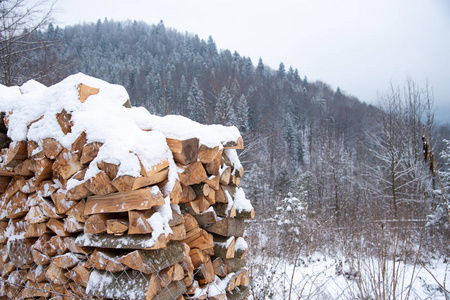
[0,73,254,299]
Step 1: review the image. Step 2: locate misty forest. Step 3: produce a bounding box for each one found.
[2,9,450,299]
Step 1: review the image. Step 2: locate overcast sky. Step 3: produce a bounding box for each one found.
[53,0,450,122]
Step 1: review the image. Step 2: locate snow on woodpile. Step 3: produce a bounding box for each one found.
[0,73,253,299]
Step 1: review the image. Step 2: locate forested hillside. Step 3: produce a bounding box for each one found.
[6,19,450,256]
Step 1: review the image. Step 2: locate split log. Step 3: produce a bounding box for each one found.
[183,213,199,232]
[25,264,49,283]
[227,285,250,300]
[178,162,208,186]
[159,263,185,287]
[70,131,87,156]
[75,232,167,250]
[168,223,187,241]
[4,140,27,168]
[106,218,129,236]
[31,248,51,265]
[13,159,34,177]
[36,180,58,197]
[154,280,186,300]
[222,136,244,150]
[66,199,87,223]
[166,137,199,165]
[7,237,35,267]
[198,258,215,285]
[97,160,119,180]
[84,170,117,195]
[42,138,63,160]
[112,168,169,193]
[52,148,82,180]
[52,252,80,269]
[178,184,196,204]
[66,263,90,287]
[128,210,154,234]
[84,186,164,215]
[119,242,185,274]
[39,196,64,218]
[50,191,77,214]
[6,191,29,218]
[212,257,227,277]
[31,151,53,185]
[223,258,246,273]
[193,208,217,226]
[56,109,73,135]
[213,235,236,259]
[80,142,102,164]
[234,237,249,259]
[47,218,71,237]
[204,149,223,176]
[84,213,114,234]
[0,176,11,193]
[0,221,8,243]
[234,268,250,286]
[182,228,214,251]
[85,249,126,272]
[45,262,68,285]
[77,83,99,103]
[205,218,245,237]
[64,237,92,255]
[219,166,231,185]
[198,145,221,164]
[64,217,84,233]
[213,202,236,218]
[24,222,52,238]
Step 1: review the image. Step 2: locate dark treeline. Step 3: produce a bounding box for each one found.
[9,19,450,255]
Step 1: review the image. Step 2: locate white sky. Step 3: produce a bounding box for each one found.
[53,0,450,122]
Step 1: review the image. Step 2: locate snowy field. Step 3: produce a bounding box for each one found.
[248,252,450,299]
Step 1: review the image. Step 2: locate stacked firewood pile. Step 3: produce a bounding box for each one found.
[0,74,253,299]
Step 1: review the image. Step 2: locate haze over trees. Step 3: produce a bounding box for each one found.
[2,11,450,296]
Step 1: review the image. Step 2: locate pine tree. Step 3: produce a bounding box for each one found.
[214,86,236,126]
[187,77,205,123]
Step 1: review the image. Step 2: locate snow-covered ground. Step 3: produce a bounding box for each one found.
[248,252,450,299]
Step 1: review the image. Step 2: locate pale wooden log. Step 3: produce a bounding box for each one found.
[66,199,87,222]
[192,183,211,197]
[31,248,51,265]
[166,137,199,165]
[193,208,217,226]
[2,261,15,277]
[214,202,236,218]
[119,242,184,274]
[235,208,255,219]
[205,218,245,237]
[84,213,113,234]
[146,273,163,299]
[66,263,90,287]
[159,263,184,287]
[64,217,84,233]
[48,236,69,256]
[84,170,117,195]
[52,252,80,269]
[85,249,126,272]
[112,168,169,193]
[66,181,91,202]
[80,142,102,164]
[36,180,58,197]
[198,145,221,164]
[226,274,237,292]
[168,223,186,241]
[215,186,227,203]
[222,136,244,149]
[205,187,216,205]
[212,257,227,277]
[13,159,34,177]
[39,196,64,218]
[183,228,214,251]
[19,177,36,194]
[234,268,250,286]
[25,264,49,282]
[198,258,215,285]
[78,83,99,102]
[27,139,39,157]
[106,218,129,236]
[64,237,92,255]
[4,140,27,168]
[97,160,119,180]
[128,210,153,234]
[45,262,68,285]
[31,151,53,185]
[24,222,52,238]
[205,149,223,176]
[234,237,248,259]
[183,213,199,232]
[221,187,254,218]
[178,184,196,204]
[50,191,77,214]
[47,218,71,237]
[6,190,29,218]
[68,281,92,299]
[52,148,82,180]
[75,232,167,250]
[21,282,52,298]
[84,186,164,215]
[189,248,206,269]
[231,174,241,186]
[219,166,231,185]
[42,138,63,160]
[169,209,184,227]
[56,109,73,135]
[178,161,208,186]
[32,233,54,255]
[7,237,35,267]
[213,235,236,259]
